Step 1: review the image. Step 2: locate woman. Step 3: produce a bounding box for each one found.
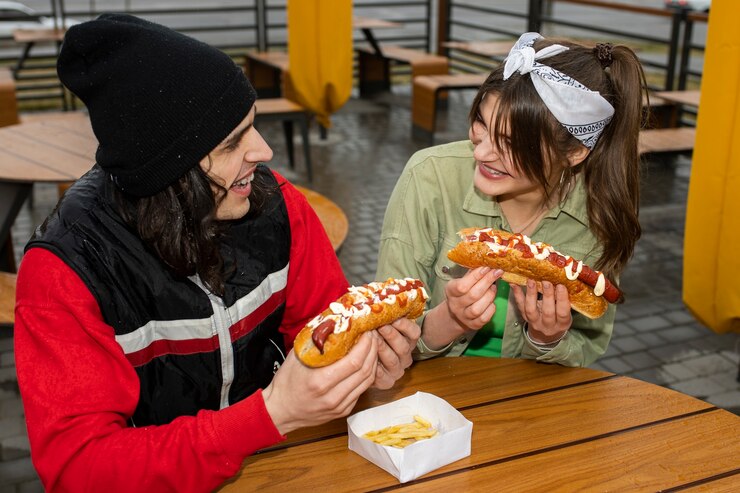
[377,32,647,367]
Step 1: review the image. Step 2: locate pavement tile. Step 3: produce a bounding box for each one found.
[622,351,662,371]
[647,344,701,362]
[0,352,14,368]
[0,368,17,385]
[610,337,648,354]
[0,399,24,420]
[658,325,708,343]
[680,353,737,377]
[628,315,673,333]
[17,479,45,493]
[0,457,38,486]
[660,361,698,381]
[1,435,30,461]
[635,332,666,347]
[706,390,740,412]
[596,357,634,375]
[630,367,677,386]
[663,309,697,325]
[669,377,726,398]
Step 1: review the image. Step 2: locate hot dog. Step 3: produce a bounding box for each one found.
[446,228,622,319]
[294,278,429,368]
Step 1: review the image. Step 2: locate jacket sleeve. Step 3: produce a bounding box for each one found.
[15,248,285,492]
[273,171,349,348]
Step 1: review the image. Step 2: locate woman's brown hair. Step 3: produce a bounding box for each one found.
[114,164,274,296]
[469,37,648,280]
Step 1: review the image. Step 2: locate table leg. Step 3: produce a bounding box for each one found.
[12,42,34,79]
[0,182,32,272]
[362,28,384,57]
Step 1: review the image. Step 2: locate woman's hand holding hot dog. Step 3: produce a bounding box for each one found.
[421,267,503,350]
[511,280,573,344]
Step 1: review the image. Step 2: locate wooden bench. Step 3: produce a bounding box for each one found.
[0,67,20,128]
[638,127,696,155]
[0,272,16,326]
[294,186,348,253]
[255,98,313,181]
[244,51,293,99]
[412,73,487,143]
[356,45,449,97]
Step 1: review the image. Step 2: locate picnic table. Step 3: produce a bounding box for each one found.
[218,357,740,491]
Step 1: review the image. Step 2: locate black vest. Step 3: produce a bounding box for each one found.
[28,165,291,426]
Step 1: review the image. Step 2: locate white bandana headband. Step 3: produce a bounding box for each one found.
[503,32,614,150]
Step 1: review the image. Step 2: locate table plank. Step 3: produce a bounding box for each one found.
[278,358,611,447]
[0,115,96,183]
[220,375,716,492]
[442,40,513,58]
[679,472,740,491]
[654,90,701,108]
[397,410,740,492]
[352,16,402,30]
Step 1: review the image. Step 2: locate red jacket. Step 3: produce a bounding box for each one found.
[14,174,348,492]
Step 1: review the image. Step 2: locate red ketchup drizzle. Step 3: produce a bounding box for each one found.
[475,231,621,303]
[311,279,425,350]
[312,319,337,353]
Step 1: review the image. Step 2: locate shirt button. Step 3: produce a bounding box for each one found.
[442,266,450,274]
[514,322,519,326]
[459,337,468,344]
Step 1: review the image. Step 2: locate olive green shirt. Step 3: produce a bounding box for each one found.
[376,140,616,367]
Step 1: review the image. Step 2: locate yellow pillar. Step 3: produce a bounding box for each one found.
[683,2,740,333]
[287,0,353,128]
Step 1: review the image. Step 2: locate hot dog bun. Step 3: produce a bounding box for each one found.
[294,278,429,368]
[447,228,622,319]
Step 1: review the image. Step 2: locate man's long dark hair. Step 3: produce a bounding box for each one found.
[113,165,274,296]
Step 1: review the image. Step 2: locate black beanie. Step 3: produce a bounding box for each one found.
[57,13,257,197]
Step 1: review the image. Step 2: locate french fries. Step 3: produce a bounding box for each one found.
[362,415,438,448]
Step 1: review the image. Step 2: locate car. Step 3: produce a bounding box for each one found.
[664,0,711,12]
[0,1,80,38]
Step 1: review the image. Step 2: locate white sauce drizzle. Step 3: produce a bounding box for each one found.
[470,228,610,297]
[307,279,428,335]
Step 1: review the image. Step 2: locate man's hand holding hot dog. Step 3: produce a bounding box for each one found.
[263,333,379,435]
[373,318,421,389]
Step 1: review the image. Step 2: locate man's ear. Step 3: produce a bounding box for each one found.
[567,145,590,167]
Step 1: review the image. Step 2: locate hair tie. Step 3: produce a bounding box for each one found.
[594,43,613,69]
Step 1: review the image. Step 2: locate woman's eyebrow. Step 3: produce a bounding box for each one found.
[221,123,253,150]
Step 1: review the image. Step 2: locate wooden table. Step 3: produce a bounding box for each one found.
[654,90,701,108]
[12,28,70,109]
[219,357,740,492]
[0,272,16,326]
[353,16,403,56]
[0,112,348,251]
[294,186,348,252]
[443,40,513,58]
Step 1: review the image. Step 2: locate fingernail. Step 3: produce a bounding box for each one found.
[494,269,504,277]
[528,279,535,288]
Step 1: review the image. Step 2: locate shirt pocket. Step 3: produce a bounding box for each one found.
[433,235,467,283]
